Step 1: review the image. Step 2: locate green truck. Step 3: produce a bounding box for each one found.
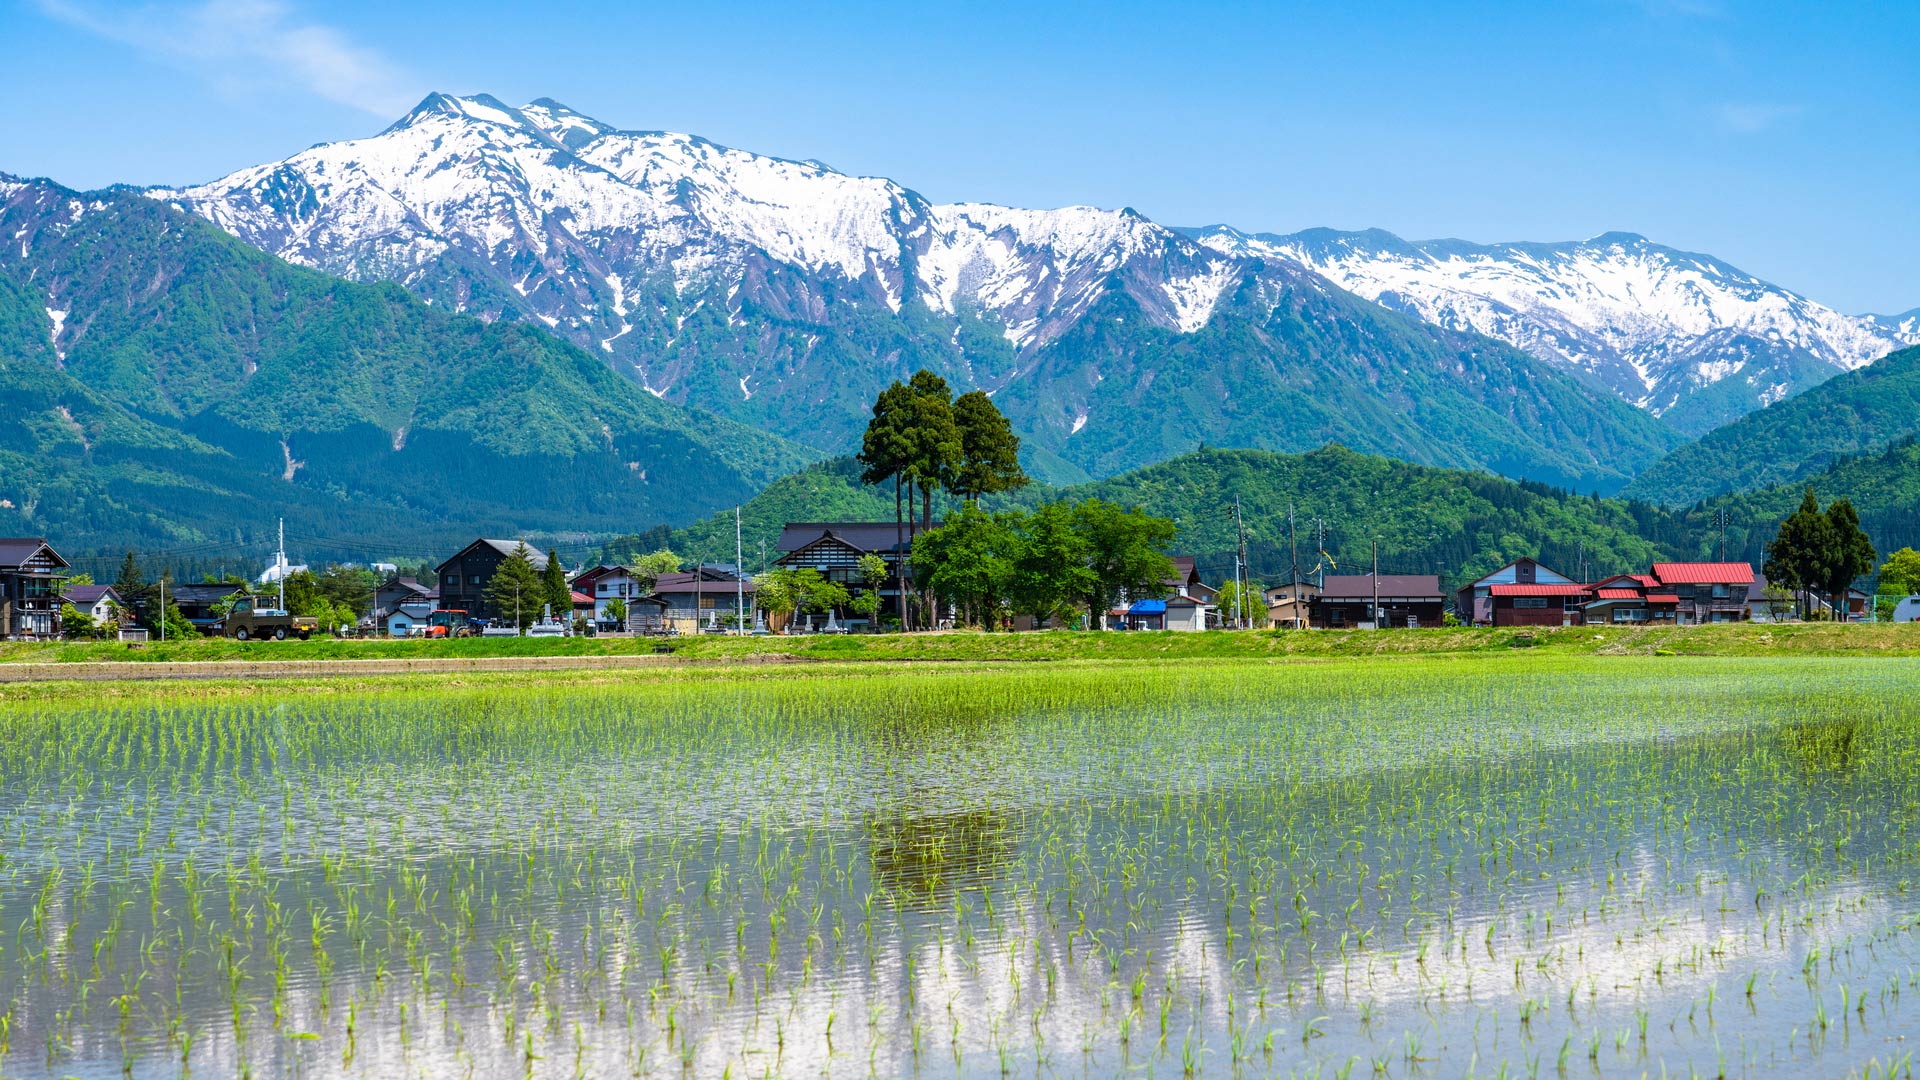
[221,594,318,640]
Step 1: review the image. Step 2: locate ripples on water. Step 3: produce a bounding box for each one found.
[0,657,1917,1078]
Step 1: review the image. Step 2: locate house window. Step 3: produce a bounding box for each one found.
[699,596,716,609]
[1711,584,1730,599]
[1513,597,1548,609]
[445,575,459,586]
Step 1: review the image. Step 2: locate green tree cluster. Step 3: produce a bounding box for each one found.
[1764,488,1876,619]
[858,371,1029,628]
[911,498,1175,629]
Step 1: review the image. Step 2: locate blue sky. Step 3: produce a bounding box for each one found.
[3,0,1914,313]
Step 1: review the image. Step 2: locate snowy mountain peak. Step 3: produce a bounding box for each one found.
[156,92,1240,354]
[1191,224,1917,434]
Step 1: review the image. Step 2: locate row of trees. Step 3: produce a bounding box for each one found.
[859,370,1029,628]
[910,499,1179,629]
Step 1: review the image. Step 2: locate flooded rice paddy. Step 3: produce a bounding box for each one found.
[3,656,1919,1078]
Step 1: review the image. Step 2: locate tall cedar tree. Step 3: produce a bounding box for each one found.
[903,370,961,537]
[859,381,916,627]
[952,390,1029,503]
[543,549,572,619]
[483,544,545,630]
[1764,489,1833,618]
[113,552,147,624]
[1822,498,1875,616]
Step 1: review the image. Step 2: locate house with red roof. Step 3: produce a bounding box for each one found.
[1582,563,1753,625]
[1650,562,1754,624]
[1453,558,1585,626]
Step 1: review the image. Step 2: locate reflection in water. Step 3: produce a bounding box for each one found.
[0,657,1915,1078]
[867,806,1020,907]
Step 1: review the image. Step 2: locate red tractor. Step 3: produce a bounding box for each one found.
[424,609,478,638]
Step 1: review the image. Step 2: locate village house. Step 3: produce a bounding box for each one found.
[570,565,699,633]
[436,540,552,622]
[1581,573,1679,625]
[1650,562,1754,624]
[1310,575,1445,629]
[775,523,922,630]
[651,566,757,633]
[1264,578,1321,629]
[1453,558,1582,626]
[0,538,69,640]
[61,584,123,625]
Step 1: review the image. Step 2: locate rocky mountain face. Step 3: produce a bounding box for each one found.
[0,175,810,556]
[150,93,1679,492]
[1189,227,1918,437]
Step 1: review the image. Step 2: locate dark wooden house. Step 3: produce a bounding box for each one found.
[0,538,69,640]
[436,540,551,621]
[775,522,928,630]
[1310,574,1445,629]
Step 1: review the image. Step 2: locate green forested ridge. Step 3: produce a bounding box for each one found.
[992,276,1681,491]
[667,445,1741,591]
[0,177,812,559]
[1623,345,1920,507]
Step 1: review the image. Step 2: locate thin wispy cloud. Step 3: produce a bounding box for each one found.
[1711,102,1807,134]
[34,0,420,116]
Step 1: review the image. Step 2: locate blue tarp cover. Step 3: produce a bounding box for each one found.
[1128,599,1168,614]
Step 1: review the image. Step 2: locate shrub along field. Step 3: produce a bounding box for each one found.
[0,656,1917,1078]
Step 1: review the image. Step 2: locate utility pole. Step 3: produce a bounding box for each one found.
[735,506,745,635]
[1712,510,1730,562]
[1236,497,1248,629]
[1371,539,1380,630]
[1236,495,1251,626]
[277,517,287,614]
[158,574,166,642]
[1288,503,1301,630]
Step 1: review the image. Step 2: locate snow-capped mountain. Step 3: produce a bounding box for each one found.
[1867,308,1920,340]
[143,93,1687,491]
[154,93,1232,388]
[1189,226,1919,435]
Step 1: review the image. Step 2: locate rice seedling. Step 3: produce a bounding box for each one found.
[0,654,1913,1076]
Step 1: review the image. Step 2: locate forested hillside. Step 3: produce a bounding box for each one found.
[663,446,1732,590]
[0,176,811,559]
[1625,345,1920,506]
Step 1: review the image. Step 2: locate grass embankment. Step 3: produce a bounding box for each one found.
[1,619,1914,667]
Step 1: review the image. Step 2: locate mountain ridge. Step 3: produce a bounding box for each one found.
[0,174,812,557]
[142,92,1677,492]
[1187,225,1916,435]
[1622,345,1920,507]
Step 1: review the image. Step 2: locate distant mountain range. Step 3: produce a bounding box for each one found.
[146,92,1685,492]
[0,175,809,558]
[1624,345,1920,507]
[1188,227,1917,436]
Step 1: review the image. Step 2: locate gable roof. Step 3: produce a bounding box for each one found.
[1318,574,1443,600]
[776,522,930,555]
[62,584,119,605]
[440,539,551,572]
[653,569,756,594]
[1462,558,1576,589]
[1652,562,1754,586]
[0,538,67,570]
[1489,583,1588,597]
